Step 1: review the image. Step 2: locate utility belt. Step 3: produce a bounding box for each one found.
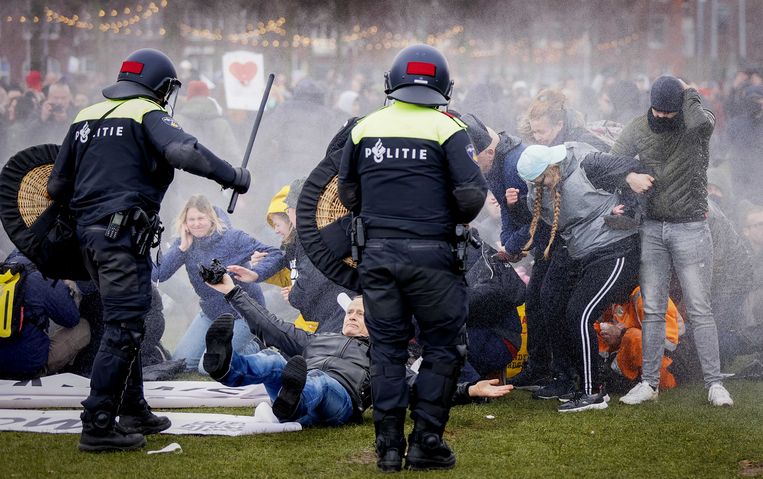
[104,207,164,257]
[351,216,480,271]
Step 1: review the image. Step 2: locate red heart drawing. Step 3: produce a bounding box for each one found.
[229,61,258,86]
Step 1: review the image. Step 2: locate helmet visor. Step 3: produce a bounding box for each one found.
[164,79,182,115]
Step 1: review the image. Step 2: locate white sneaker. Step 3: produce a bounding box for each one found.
[708,383,733,407]
[619,380,659,405]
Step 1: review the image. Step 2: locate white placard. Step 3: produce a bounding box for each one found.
[222,50,265,111]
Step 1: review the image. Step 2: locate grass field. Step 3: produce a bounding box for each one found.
[2,380,762,478]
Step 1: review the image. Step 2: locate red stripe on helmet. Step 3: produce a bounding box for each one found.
[121,61,144,74]
[406,62,436,76]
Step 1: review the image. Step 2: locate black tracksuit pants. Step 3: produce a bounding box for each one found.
[545,243,640,395]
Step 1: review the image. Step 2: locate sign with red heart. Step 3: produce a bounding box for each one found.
[229,61,258,86]
[223,51,265,111]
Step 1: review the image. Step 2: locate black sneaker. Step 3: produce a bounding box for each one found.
[405,430,456,471]
[203,314,235,380]
[557,391,610,413]
[79,411,146,453]
[532,377,576,400]
[272,355,307,422]
[506,367,552,391]
[119,409,171,435]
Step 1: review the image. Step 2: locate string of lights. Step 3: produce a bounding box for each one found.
[4,3,640,61]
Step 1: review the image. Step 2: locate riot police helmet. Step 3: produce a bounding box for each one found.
[384,44,453,107]
[102,48,182,110]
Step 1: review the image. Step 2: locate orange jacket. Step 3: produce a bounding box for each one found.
[595,287,684,389]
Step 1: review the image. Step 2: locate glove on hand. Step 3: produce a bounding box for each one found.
[230,167,251,194]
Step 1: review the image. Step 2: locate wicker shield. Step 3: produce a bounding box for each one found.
[0,144,90,280]
[296,149,360,292]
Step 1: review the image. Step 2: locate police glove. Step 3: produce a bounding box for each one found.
[230,167,251,194]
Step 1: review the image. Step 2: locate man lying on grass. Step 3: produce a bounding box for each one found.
[204,272,513,427]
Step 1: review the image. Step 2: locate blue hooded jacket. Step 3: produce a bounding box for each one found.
[153,224,283,320]
[0,252,81,378]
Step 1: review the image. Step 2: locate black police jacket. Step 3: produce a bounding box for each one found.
[225,286,371,419]
[48,97,239,225]
[338,101,488,239]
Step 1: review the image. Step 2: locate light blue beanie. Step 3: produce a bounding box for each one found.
[517,144,567,182]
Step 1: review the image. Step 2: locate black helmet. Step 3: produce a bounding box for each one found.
[102,48,182,107]
[384,44,453,106]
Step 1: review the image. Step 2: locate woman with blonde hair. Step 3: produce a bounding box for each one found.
[513,142,652,412]
[519,88,610,151]
[153,195,283,372]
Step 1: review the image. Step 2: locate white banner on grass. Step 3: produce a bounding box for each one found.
[0,373,269,409]
[0,409,301,436]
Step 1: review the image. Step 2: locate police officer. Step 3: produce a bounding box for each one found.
[47,48,250,452]
[338,44,487,472]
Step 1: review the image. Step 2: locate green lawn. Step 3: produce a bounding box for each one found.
[2,381,762,478]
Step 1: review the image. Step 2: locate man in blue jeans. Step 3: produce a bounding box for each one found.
[204,274,369,426]
[203,273,514,427]
[611,75,733,407]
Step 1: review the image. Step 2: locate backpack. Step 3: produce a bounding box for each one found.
[0,261,29,340]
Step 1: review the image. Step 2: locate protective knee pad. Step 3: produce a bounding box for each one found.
[410,360,461,428]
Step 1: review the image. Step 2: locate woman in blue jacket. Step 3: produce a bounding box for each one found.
[153,195,283,372]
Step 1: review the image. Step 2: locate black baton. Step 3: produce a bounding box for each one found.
[227,72,275,214]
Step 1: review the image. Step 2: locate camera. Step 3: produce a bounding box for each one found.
[198,258,227,284]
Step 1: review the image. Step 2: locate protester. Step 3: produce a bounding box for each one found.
[202,276,513,427]
[515,142,650,412]
[0,251,89,379]
[153,194,283,372]
[611,75,733,407]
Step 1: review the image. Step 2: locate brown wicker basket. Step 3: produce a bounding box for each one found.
[316,176,356,268]
[17,164,53,227]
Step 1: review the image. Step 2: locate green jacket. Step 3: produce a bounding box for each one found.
[610,89,714,222]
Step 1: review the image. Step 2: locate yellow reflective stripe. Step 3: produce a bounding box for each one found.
[74,98,165,123]
[351,101,464,145]
[0,269,20,338]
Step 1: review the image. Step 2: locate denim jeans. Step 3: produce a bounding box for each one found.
[220,350,354,427]
[173,310,259,373]
[640,219,722,388]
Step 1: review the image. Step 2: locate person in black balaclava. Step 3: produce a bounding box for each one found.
[611,75,734,409]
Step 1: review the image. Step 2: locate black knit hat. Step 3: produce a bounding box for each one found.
[460,113,492,154]
[650,75,683,113]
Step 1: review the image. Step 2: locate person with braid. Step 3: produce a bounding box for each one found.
[512,142,653,412]
[503,90,609,398]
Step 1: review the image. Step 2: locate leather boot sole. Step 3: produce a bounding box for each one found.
[272,355,307,421]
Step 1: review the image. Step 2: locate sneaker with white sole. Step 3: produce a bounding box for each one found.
[557,391,610,413]
[619,380,658,405]
[708,383,733,407]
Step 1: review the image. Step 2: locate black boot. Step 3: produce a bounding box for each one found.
[118,399,171,435]
[374,416,406,473]
[272,355,307,422]
[405,420,456,470]
[79,410,146,452]
[203,314,235,380]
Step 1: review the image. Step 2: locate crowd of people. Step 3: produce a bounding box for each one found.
[1,45,762,466]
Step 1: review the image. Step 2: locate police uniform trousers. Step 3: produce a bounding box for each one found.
[359,238,468,431]
[77,220,152,420]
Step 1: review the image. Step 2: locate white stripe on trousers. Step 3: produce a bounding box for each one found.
[579,257,625,395]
